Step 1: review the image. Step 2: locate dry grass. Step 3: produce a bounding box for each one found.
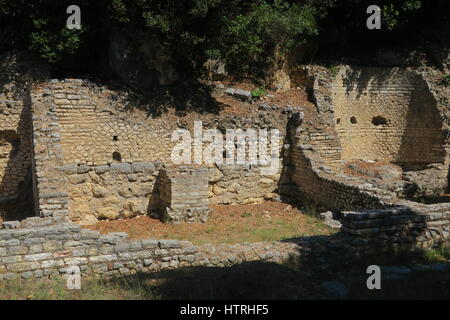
[86,202,335,245]
[0,275,157,300]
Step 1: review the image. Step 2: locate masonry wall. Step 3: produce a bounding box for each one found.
[332,67,446,167]
[1,211,448,281]
[287,65,450,207]
[0,219,300,281]
[29,80,288,223]
[290,144,392,211]
[0,89,33,220]
[62,161,281,224]
[339,204,450,248]
[30,83,70,219]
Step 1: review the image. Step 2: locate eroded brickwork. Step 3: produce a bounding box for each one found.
[27,80,289,222]
[333,67,446,167]
[284,65,450,216]
[157,166,211,224]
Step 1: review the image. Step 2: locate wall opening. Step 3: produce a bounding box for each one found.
[371,116,388,126]
[113,136,118,142]
[447,165,450,194]
[112,152,122,163]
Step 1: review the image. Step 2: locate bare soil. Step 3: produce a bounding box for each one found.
[85,201,334,245]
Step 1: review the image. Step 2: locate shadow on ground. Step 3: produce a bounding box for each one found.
[113,261,324,300]
[107,246,450,300]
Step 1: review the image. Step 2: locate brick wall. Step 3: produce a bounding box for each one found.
[28,79,289,222]
[333,67,446,167]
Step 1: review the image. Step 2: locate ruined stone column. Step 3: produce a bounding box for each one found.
[158,165,211,224]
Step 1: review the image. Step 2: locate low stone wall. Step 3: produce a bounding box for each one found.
[1,213,449,281]
[62,161,282,224]
[289,143,394,211]
[338,204,450,247]
[0,218,301,280]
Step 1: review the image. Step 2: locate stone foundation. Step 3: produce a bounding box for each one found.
[158,166,211,224]
[27,79,288,222]
[0,214,448,281]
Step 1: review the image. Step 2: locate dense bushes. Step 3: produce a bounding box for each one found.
[0,0,447,79]
[213,1,318,76]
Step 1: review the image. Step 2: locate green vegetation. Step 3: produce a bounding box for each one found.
[328,65,340,78]
[1,0,446,78]
[251,87,267,98]
[442,74,450,86]
[0,275,158,300]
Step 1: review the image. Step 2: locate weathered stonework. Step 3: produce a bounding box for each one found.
[1,55,449,282]
[157,166,211,224]
[280,65,450,244]
[0,212,448,281]
[27,79,289,222]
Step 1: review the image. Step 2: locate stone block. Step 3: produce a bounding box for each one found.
[132,162,155,173]
[110,163,132,174]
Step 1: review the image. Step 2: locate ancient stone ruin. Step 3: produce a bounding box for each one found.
[0,63,449,280]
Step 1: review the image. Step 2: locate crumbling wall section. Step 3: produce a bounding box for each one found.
[34,79,289,222]
[158,166,211,224]
[0,212,448,281]
[0,90,34,220]
[30,83,70,218]
[332,67,446,167]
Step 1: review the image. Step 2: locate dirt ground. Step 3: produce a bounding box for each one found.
[86,201,334,245]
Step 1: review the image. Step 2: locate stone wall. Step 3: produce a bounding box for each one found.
[332,66,446,167]
[338,204,450,248]
[62,161,282,224]
[289,142,393,211]
[0,218,300,280]
[158,166,211,224]
[0,87,33,220]
[30,82,70,218]
[1,213,448,281]
[29,79,289,222]
[49,80,288,167]
[61,162,158,225]
[284,65,449,210]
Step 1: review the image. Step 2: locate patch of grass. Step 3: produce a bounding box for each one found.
[251,87,267,99]
[442,74,450,86]
[241,211,252,218]
[424,246,450,263]
[328,65,340,78]
[88,202,335,245]
[0,275,159,300]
